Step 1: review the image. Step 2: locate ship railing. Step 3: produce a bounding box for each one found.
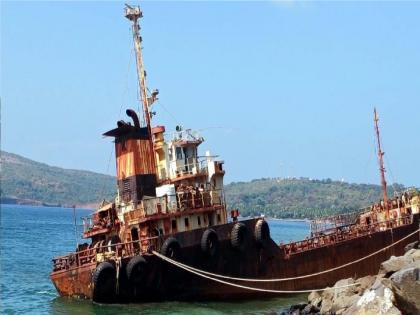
[52,235,163,272]
[124,189,225,223]
[169,159,208,179]
[81,216,94,232]
[80,216,117,234]
[311,190,420,235]
[310,210,363,235]
[282,215,413,256]
[170,129,203,143]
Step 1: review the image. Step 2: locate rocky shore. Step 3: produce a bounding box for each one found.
[285,242,420,315]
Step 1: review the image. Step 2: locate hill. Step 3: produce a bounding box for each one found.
[0,151,404,217]
[0,151,115,207]
[225,178,404,219]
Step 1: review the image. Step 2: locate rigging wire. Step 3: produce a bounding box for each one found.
[384,154,401,196]
[153,97,180,126]
[95,28,133,208]
[119,38,135,119]
[97,145,115,205]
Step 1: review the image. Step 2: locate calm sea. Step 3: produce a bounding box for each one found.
[0,205,310,315]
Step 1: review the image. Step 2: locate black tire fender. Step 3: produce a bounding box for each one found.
[231,222,248,251]
[126,255,147,284]
[255,219,270,247]
[201,229,219,257]
[92,261,116,302]
[160,237,181,260]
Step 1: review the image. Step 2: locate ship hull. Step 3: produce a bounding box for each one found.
[50,214,419,302]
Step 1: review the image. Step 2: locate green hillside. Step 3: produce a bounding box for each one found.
[0,151,115,207]
[225,178,404,219]
[1,151,404,218]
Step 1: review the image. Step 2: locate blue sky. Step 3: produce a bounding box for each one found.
[1,1,419,186]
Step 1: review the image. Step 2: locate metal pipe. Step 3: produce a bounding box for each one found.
[126,109,140,128]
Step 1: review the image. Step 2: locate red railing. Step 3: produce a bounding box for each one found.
[52,235,161,272]
[281,215,413,257]
[123,189,224,224]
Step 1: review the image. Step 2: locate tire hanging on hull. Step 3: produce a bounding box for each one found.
[92,261,116,303]
[255,219,270,248]
[231,222,248,252]
[126,255,148,284]
[161,237,181,260]
[201,228,219,257]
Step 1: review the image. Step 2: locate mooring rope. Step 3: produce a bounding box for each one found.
[153,227,419,284]
[153,250,361,293]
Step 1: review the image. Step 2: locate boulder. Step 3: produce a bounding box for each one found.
[379,255,413,277]
[332,294,358,312]
[343,280,401,315]
[308,290,322,307]
[301,303,320,315]
[356,275,376,294]
[308,290,320,303]
[332,278,359,311]
[288,303,307,314]
[320,287,334,314]
[303,250,420,315]
[406,248,420,261]
[404,241,419,253]
[390,267,420,315]
[333,278,358,296]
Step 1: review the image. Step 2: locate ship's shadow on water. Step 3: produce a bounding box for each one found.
[50,295,307,315]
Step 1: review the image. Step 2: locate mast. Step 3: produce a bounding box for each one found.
[124,4,157,169]
[125,4,151,130]
[373,108,389,218]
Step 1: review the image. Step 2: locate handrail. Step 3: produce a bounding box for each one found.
[81,188,225,230]
[125,188,225,221]
[170,159,208,175]
[170,129,203,143]
[282,215,413,255]
[52,235,162,271]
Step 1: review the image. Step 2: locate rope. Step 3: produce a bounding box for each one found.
[153,227,419,283]
[152,250,360,294]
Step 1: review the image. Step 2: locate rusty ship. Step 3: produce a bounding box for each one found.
[50,4,420,303]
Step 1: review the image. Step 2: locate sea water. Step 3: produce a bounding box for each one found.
[0,205,310,314]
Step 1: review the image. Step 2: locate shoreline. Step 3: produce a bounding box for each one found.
[0,204,311,221]
[0,203,95,210]
[267,217,310,222]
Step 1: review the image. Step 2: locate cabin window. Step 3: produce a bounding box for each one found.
[203,216,207,224]
[171,219,177,230]
[197,216,201,226]
[176,147,183,160]
[184,217,190,228]
[217,214,221,223]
